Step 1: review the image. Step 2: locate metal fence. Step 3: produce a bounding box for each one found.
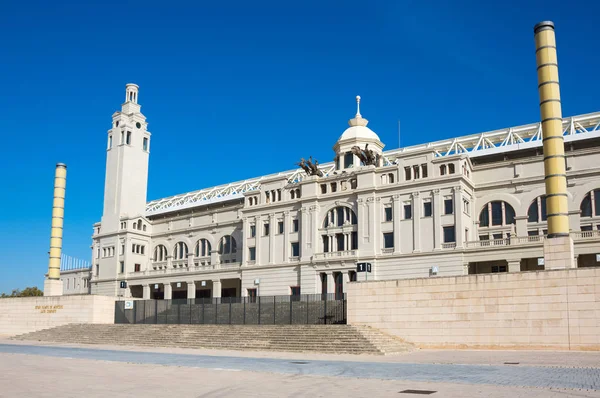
[115,294,346,325]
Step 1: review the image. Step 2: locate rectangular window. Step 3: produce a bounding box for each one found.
[383,232,394,249]
[140,246,145,255]
[120,245,124,255]
[493,233,503,240]
[120,131,124,144]
[132,244,136,253]
[404,167,411,181]
[292,219,299,232]
[278,221,284,234]
[126,131,131,145]
[143,137,148,151]
[413,165,420,179]
[344,152,353,168]
[264,222,270,236]
[351,231,358,250]
[421,164,428,178]
[291,242,300,257]
[320,184,327,194]
[96,248,100,259]
[443,226,456,243]
[479,234,489,241]
[322,235,329,252]
[423,201,432,217]
[491,265,507,273]
[336,233,344,251]
[331,182,337,193]
[528,230,539,236]
[248,247,256,261]
[384,206,393,222]
[134,263,141,272]
[247,288,257,302]
[120,261,124,274]
[108,135,113,149]
[581,225,593,231]
[290,286,301,296]
[96,264,99,276]
[250,225,256,238]
[444,198,454,215]
[403,204,412,219]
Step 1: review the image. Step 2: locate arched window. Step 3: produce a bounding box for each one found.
[218,235,237,255]
[527,196,547,223]
[195,239,211,257]
[479,201,515,227]
[440,165,447,176]
[153,245,167,262]
[291,190,296,200]
[137,220,142,230]
[449,164,455,174]
[173,242,188,260]
[142,224,147,231]
[388,173,394,184]
[580,189,600,218]
[323,206,358,228]
[296,188,301,198]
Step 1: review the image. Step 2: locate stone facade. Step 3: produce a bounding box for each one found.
[347,267,600,350]
[89,85,600,299]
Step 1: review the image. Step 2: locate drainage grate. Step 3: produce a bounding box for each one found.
[290,361,309,365]
[504,362,520,365]
[399,390,437,395]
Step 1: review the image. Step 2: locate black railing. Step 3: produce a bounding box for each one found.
[115,294,346,325]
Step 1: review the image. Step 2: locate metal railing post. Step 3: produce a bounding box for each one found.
[229,298,232,325]
[306,294,309,324]
[258,297,261,325]
[273,296,276,324]
[324,295,327,325]
[243,297,246,325]
[155,300,158,324]
[289,297,293,325]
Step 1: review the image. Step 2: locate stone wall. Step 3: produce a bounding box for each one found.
[347,267,600,350]
[0,295,117,337]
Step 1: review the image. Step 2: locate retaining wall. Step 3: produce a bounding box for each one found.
[347,267,600,350]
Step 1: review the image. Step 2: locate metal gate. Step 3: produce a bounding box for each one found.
[115,294,346,325]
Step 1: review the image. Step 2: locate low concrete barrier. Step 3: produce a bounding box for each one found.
[347,267,600,351]
[0,295,117,337]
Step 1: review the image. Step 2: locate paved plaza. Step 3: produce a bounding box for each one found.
[1,341,600,397]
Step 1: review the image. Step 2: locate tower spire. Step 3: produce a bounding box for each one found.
[348,95,368,127]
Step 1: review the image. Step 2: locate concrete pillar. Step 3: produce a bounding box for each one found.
[164,283,172,300]
[187,252,194,268]
[433,189,441,250]
[269,213,275,264]
[412,192,421,252]
[342,272,350,293]
[515,215,528,237]
[283,211,291,262]
[255,215,262,264]
[326,272,335,295]
[508,260,521,273]
[187,281,196,299]
[543,236,575,269]
[142,284,150,299]
[167,255,173,269]
[453,186,464,248]
[393,194,401,254]
[212,280,222,298]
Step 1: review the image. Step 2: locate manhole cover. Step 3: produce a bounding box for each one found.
[290,361,309,365]
[399,390,436,395]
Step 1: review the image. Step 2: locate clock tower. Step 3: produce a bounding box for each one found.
[101,83,151,233]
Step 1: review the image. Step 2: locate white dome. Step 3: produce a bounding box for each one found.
[338,125,381,142]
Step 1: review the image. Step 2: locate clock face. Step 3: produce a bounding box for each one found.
[136,122,141,129]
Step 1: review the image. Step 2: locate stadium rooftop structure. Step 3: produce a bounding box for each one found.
[146,111,600,216]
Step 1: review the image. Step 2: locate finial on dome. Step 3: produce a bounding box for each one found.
[348,95,368,127]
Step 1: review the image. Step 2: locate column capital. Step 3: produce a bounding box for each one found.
[283,210,290,216]
[453,185,463,193]
[392,194,401,201]
[411,192,420,199]
[432,188,440,195]
[187,281,196,286]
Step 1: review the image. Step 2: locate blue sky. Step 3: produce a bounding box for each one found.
[0,0,598,293]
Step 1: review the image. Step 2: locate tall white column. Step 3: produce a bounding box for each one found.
[453,186,464,248]
[326,272,335,295]
[212,280,222,298]
[241,217,248,266]
[255,215,262,265]
[187,252,194,268]
[299,207,309,261]
[393,194,402,254]
[187,281,196,299]
[367,197,378,253]
[269,213,275,264]
[412,192,421,252]
[433,189,441,250]
[283,211,290,263]
[342,272,350,293]
[142,284,150,299]
[164,283,172,300]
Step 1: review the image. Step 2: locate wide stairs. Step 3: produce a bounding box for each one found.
[13,324,413,355]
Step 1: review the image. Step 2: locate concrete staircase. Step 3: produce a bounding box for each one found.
[12,324,413,355]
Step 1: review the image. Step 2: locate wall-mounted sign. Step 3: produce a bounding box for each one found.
[154,284,159,289]
[201,281,207,287]
[538,258,545,266]
[176,282,181,288]
[119,281,127,289]
[124,300,134,310]
[254,278,260,285]
[356,263,372,273]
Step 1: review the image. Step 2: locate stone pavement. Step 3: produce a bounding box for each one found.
[1,342,599,397]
